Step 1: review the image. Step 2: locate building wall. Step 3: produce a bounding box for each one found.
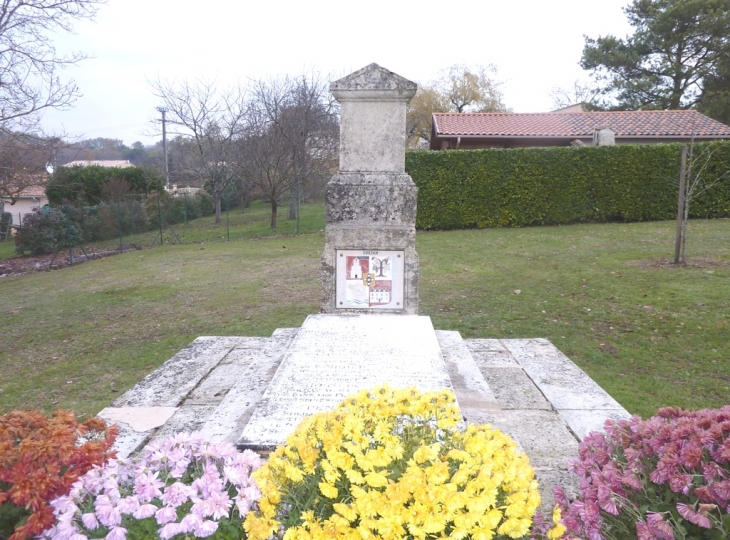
[1,195,48,225]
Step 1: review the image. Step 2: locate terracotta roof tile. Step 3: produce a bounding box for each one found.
[18,185,46,197]
[432,110,730,138]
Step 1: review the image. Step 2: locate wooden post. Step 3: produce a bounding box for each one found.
[674,145,687,264]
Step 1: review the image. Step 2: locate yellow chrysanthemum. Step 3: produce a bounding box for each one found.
[318,481,338,499]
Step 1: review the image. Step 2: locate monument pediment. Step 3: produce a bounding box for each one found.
[330,63,416,100]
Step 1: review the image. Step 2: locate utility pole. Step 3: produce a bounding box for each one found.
[157,106,169,189]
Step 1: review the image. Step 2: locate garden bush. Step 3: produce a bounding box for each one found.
[406,142,730,230]
[554,406,730,539]
[14,208,69,255]
[47,166,164,206]
[245,385,557,540]
[0,410,117,540]
[43,433,262,540]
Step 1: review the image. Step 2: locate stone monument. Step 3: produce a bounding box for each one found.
[321,63,420,314]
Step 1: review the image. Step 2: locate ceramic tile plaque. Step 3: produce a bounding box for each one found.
[335,249,404,310]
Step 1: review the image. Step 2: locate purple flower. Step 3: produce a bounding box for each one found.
[179,513,203,533]
[162,481,196,507]
[81,512,99,530]
[194,519,218,538]
[132,503,157,520]
[105,526,127,540]
[95,496,121,528]
[155,506,178,525]
[134,471,164,502]
[116,496,140,515]
[158,522,182,540]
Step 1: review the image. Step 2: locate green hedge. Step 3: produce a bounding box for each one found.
[47,165,165,206]
[406,142,730,229]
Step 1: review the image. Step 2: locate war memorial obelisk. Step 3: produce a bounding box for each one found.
[237,64,456,450]
[320,63,420,314]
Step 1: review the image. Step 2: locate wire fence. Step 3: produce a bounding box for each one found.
[1,191,325,269]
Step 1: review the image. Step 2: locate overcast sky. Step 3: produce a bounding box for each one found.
[41,0,634,146]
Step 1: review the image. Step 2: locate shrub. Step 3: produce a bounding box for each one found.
[47,166,164,206]
[406,142,730,230]
[0,410,118,540]
[14,208,69,255]
[43,433,263,540]
[554,406,730,539]
[245,385,554,540]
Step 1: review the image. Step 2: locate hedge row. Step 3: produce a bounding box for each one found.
[405,142,730,230]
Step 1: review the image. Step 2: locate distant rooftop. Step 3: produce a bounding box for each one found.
[432,110,730,139]
[62,160,134,168]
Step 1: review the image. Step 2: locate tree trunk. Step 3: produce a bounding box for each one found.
[214,194,222,224]
[270,199,277,230]
[288,196,297,220]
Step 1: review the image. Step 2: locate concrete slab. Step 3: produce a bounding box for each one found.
[435,330,500,424]
[98,406,178,432]
[503,339,625,411]
[464,339,508,352]
[153,405,218,441]
[533,467,580,509]
[238,314,455,450]
[112,336,242,407]
[105,421,151,459]
[483,410,580,470]
[200,329,297,444]
[470,350,519,366]
[559,409,632,441]
[478,367,552,410]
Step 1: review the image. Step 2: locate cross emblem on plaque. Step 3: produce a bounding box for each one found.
[362,273,376,287]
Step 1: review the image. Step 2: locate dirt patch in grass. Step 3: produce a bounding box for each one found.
[625,257,729,269]
[0,245,139,277]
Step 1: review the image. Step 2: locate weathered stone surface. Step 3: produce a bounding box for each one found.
[470,350,519,366]
[478,366,552,410]
[112,336,242,407]
[533,467,580,510]
[464,339,508,352]
[152,405,218,441]
[238,314,455,451]
[435,330,500,423]
[200,328,297,444]
[503,339,626,410]
[330,64,416,174]
[483,409,580,470]
[98,406,178,432]
[559,409,632,441]
[321,64,419,315]
[104,421,151,459]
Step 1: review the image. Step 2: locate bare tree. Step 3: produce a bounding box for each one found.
[406,64,509,148]
[0,0,105,209]
[150,78,248,223]
[673,141,728,264]
[238,73,338,229]
[0,0,105,132]
[549,80,603,111]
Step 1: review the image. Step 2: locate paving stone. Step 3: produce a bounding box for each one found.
[503,339,625,411]
[479,367,552,410]
[483,410,580,470]
[185,348,268,405]
[98,406,178,432]
[435,330,500,424]
[112,336,242,407]
[201,330,297,444]
[153,405,218,441]
[238,314,455,451]
[105,421,151,459]
[533,467,580,510]
[559,409,632,441]
[464,339,508,352]
[469,350,519,366]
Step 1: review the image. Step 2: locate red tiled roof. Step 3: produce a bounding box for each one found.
[18,185,46,197]
[432,110,730,139]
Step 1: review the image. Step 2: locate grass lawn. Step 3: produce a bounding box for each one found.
[0,240,15,259]
[0,209,728,420]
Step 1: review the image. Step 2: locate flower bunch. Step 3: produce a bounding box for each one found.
[0,409,117,540]
[245,385,551,540]
[43,433,262,540]
[555,406,730,539]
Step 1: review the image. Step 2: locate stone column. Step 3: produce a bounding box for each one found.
[321,63,419,314]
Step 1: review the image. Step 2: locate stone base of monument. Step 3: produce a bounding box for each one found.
[99,314,629,509]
